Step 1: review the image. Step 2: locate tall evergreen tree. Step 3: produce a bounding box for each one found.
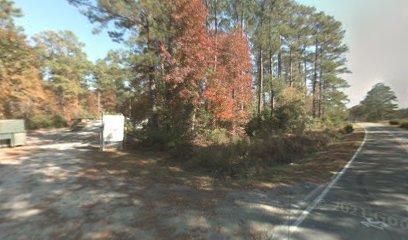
[33,30,93,119]
[93,50,131,114]
[360,83,398,121]
[68,0,169,128]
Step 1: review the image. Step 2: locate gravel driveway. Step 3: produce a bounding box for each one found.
[0,129,317,240]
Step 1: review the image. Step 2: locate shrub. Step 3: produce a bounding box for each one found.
[400,121,408,129]
[27,114,53,129]
[53,115,68,128]
[343,124,354,134]
[389,120,400,125]
[193,143,241,175]
[190,131,333,177]
[244,112,274,137]
[142,128,176,149]
[207,128,230,144]
[27,114,68,129]
[140,123,193,154]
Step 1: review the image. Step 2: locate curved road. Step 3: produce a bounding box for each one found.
[291,123,408,240]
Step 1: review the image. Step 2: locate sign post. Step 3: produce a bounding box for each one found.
[100,114,125,151]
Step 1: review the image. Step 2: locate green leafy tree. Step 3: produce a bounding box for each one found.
[358,83,398,121]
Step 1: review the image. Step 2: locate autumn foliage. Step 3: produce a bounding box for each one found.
[206,29,253,133]
[2,0,255,134]
[161,0,215,106]
[0,28,57,120]
[161,0,253,133]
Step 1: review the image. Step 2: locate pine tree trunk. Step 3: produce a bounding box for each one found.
[318,70,322,118]
[213,0,218,71]
[304,60,308,95]
[289,47,293,87]
[257,48,264,115]
[318,69,324,119]
[312,38,318,118]
[269,50,274,116]
[240,7,245,30]
[204,0,210,29]
[61,90,65,114]
[148,66,158,127]
[278,51,282,81]
[191,107,196,132]
[97,90,101,114]
[146,18,158,129]
[214,0,218,33]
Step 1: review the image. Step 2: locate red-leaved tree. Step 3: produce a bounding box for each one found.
[206,29,253,133]
[161,0,215,131]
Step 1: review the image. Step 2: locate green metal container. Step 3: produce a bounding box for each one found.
[0,119,26,147]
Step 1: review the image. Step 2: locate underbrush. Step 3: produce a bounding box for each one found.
[389,120,400,125]
[342,124,354,134]
[133,121,347,180]
[182,130,336,178]
[27,114,68,129]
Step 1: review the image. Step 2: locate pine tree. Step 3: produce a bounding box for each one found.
[33,30,93,120]
[69,0,351,136]
[93,50,131,114]
[69,0,182,129]
[360,83,398,121]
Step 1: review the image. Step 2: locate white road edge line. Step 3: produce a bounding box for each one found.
[288,123,368,233]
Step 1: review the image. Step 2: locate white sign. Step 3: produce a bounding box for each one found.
[102,115,125,142]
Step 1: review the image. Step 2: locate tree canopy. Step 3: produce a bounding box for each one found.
[66,0,350,140]
[2,0,351,137]
[350,83,398,121]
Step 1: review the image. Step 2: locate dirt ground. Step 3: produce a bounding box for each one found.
[0,127,363,240]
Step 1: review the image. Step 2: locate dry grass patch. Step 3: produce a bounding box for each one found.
[271,127,365,184]
[79,148,217,189]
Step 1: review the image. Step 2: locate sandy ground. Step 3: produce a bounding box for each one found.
[0,128,320,240]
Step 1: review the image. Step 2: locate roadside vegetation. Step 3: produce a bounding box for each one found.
[388,120,408,129]
[349,83,398,122]
[0,0,382,185]
[2,0,349,129]
[398,121,408,129]
[84,125,364,189]
[389,120,400,125]
[349,83,407,128]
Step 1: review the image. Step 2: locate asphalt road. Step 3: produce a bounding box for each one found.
[290,123,408,240]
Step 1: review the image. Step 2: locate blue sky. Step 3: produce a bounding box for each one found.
[13,0,408,107]
[14,0,121,62]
